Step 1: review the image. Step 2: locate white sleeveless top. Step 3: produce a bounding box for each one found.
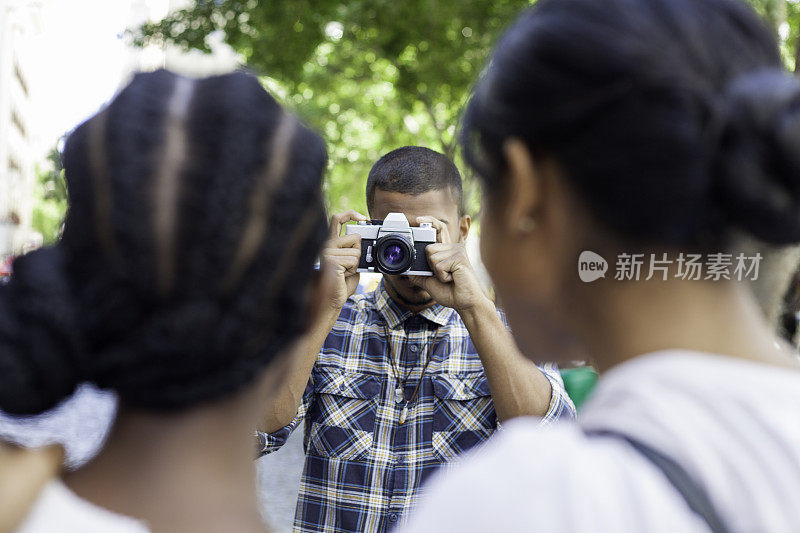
[15,479,150,533]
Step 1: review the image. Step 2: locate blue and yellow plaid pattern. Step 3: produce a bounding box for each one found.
[258,282,575,532]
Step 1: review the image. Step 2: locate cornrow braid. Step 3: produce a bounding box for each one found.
[221,112,297,294]
[0,69,328,414]
[87,109,117,263]
[246,199,327,357]
[152,75,195,297]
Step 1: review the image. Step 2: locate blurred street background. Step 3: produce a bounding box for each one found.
[5,0,797,265]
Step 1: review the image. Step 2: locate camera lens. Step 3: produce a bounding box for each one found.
[374,235,414,274]
[383,244,405,266]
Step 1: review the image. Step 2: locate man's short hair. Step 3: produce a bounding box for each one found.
[366,146,463,215]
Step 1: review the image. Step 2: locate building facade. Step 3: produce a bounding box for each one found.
[0,0,41,257]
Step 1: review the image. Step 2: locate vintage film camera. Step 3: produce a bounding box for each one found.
[345,212,436,276]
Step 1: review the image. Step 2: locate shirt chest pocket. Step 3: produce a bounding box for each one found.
[431,373,497,463]
[308,368,380,461]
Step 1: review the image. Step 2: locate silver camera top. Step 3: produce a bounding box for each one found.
[348,213,436,242]
[381,212,413,232]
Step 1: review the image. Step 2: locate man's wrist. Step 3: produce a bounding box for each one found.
[311,301,344,338]
[325,289,355,314]
[325,299,346,314]
[323,300,346,321]
[457,295,496,326]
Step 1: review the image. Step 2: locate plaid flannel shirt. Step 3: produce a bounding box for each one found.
[257,282,575,533]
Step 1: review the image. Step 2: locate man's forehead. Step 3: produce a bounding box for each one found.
[370,188,459,222]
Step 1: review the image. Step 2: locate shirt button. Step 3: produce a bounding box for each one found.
[396,455,405,465]
[409,344,419,353]
[388,513,399,523]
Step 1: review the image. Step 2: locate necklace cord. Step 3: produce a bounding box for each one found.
[385,321,442,407]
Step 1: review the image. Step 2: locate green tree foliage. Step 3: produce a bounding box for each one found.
[131,0,535,216]
[745,0,800,70]
[31,145,68,245]
[131,0,799,217]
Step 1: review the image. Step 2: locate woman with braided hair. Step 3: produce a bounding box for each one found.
[1,69,328,532]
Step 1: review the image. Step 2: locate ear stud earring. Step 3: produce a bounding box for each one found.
[517,216,536,233]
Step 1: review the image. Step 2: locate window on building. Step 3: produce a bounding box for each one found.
[11,109,26,139]
[14,62,29,98]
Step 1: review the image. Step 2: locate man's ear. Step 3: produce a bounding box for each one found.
[458,214,471,243]
[502,138,543,235]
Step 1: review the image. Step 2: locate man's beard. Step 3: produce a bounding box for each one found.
[384,275,434,307]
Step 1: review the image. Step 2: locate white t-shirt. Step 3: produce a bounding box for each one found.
[406,350,800,532]
[15,479,150,533]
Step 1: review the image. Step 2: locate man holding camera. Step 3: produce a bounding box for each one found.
[257,146,575,533]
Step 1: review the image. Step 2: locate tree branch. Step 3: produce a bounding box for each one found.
[420,96,455,156]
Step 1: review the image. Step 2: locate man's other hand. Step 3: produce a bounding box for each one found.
[321,210,368,311]
[410,216,488,313]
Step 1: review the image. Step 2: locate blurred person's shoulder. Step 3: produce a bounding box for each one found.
[16,479,149,533]
[408,417,702,532]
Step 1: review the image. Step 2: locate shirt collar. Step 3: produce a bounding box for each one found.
[374,280,454,329]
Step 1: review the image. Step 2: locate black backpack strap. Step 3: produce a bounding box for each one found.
[586,430,729,533]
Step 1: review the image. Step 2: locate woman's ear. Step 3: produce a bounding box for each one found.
[503,138,543,236]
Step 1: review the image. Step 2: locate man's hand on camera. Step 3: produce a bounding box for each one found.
[409,216,489,314]
[321,210,368,311]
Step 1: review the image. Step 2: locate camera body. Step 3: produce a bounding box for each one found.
[345,212,436,276]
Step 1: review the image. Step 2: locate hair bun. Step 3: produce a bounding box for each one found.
[90,297,264,410]
[713,68,800,245]
[0,247,86,415]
